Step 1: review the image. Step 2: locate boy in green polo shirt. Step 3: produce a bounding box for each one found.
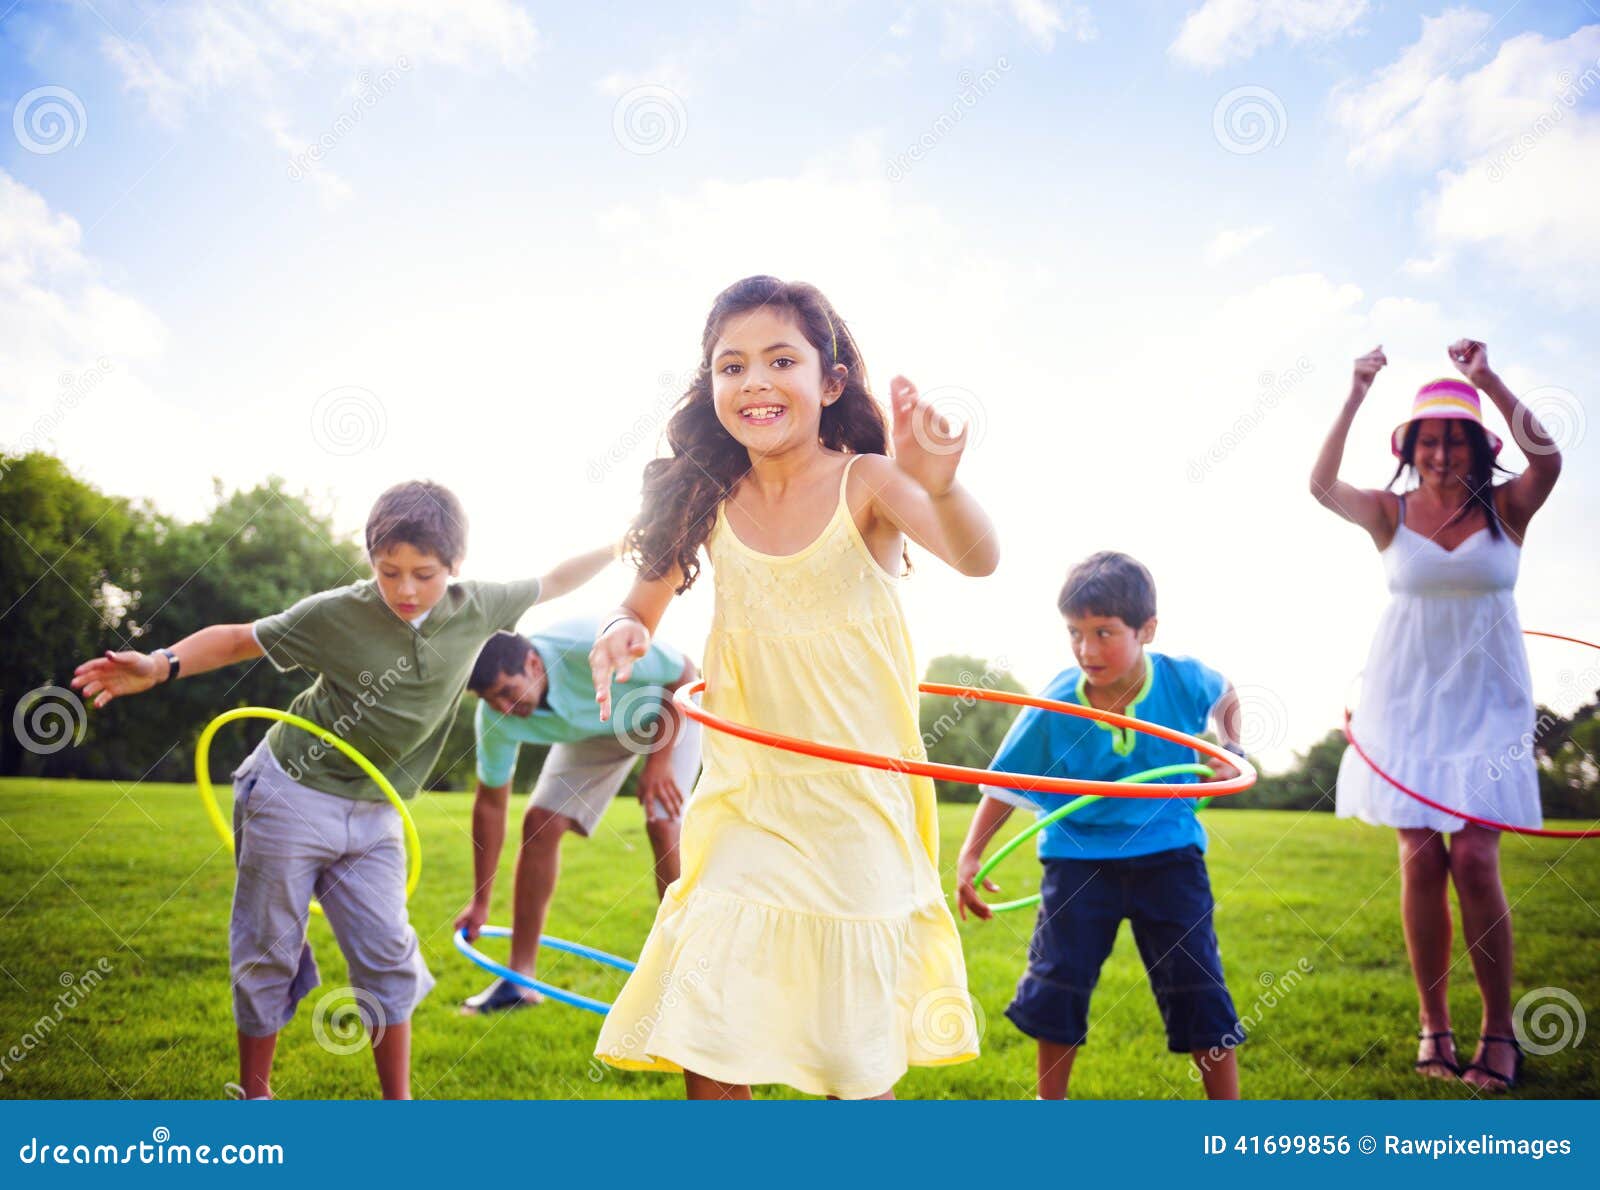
[72,480,613,1099]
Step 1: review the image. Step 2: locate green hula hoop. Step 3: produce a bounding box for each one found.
[196,707,422,917]
[974,763,1216,913]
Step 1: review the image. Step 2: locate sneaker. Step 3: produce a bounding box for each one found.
[460,976,543,1016]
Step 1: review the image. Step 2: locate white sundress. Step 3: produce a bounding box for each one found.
[1336,495,1543,832]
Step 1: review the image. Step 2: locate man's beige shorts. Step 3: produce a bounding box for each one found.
[530,717,702,836]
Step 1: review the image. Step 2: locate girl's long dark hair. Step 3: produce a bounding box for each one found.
[1386,419,1514,539]
[626,275,898,592]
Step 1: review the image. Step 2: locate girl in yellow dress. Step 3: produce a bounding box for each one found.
[588,275,998,1099]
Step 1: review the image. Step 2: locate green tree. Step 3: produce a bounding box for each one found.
[104,477,369,782]
[1216,728,1344,811]
[919,654,1028,803]
[1535,698,1600,821]
[0,453,138,778]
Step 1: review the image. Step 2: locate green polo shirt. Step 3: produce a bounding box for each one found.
[253,577,541,800]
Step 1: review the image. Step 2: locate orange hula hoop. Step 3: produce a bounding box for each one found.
[672,680,1258,799]
[1343,630,1600,839]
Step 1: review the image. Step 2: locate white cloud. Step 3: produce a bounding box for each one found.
[1333,11,1600,171]
[104,0,538,119]
[1204,224,1271,264]
[263,114,354,209]
[595,57,697,100]
[1171,0,1367,70]
[0,171,169,474]
[937,0,1095,58]
[1333,14,1600,299]
[1401,252,1451,277]
[1428,122,1600,304]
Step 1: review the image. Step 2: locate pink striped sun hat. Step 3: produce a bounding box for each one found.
[1390,378,1502,457]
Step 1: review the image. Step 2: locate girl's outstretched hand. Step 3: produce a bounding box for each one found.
[1351,345,1386,394]
[1448,339,1492,386]
[589,617,651,722]
[889,375,967,496]
[72,650,162,708]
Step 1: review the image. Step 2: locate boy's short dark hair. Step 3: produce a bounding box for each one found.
[469,631,533,694]
[365,480,467,566]
[1058,551,1157,627]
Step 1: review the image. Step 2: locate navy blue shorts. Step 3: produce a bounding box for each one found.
[1004,845,1243,1053]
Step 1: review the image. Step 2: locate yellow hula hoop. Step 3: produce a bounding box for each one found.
[195,707,423,916]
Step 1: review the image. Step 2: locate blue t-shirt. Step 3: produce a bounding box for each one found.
[983,652,1227,860]
[474,616,688,786]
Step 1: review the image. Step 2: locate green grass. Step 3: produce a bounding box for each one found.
[1,778,1595,1100]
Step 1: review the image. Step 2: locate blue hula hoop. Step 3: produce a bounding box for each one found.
[453,925,636,1016]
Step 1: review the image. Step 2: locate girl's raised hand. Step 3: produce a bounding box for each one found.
[1448,339,1492,386]
[72,650,162,708]
[1352,345,1386,393]
[589,618,651,722]
[889,375,967,497]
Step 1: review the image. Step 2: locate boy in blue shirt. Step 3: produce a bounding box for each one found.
[956,551,1247,1099]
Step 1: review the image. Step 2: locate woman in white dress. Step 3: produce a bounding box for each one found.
[1310,340,1563,1091]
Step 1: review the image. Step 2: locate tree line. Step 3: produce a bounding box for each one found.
[4,450,1595,819]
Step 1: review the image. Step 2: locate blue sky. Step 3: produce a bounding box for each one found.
[3,0,1597,767]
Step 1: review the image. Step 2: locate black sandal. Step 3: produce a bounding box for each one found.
[1462,1034,1524,1091]
[1415,1030,1461,1077]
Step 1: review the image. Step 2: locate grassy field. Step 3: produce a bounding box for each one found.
[1,777,1595,1100]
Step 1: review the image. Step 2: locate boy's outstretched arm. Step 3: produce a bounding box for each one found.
[535,544,617,605]
[955,796,1016,921]
[71,624,263,708]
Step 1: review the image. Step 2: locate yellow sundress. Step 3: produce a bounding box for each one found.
[594,454,979,1097]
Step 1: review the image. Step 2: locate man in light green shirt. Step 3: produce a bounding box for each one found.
[455,616,700,1013]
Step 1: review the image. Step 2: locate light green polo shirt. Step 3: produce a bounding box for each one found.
[253,577,541,800]
[474,616,688,787]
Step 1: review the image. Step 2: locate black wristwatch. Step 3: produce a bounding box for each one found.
[1221,741,1246,758]
[157,648,180,683]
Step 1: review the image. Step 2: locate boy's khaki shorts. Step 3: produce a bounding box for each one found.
[229,740,434,1037]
